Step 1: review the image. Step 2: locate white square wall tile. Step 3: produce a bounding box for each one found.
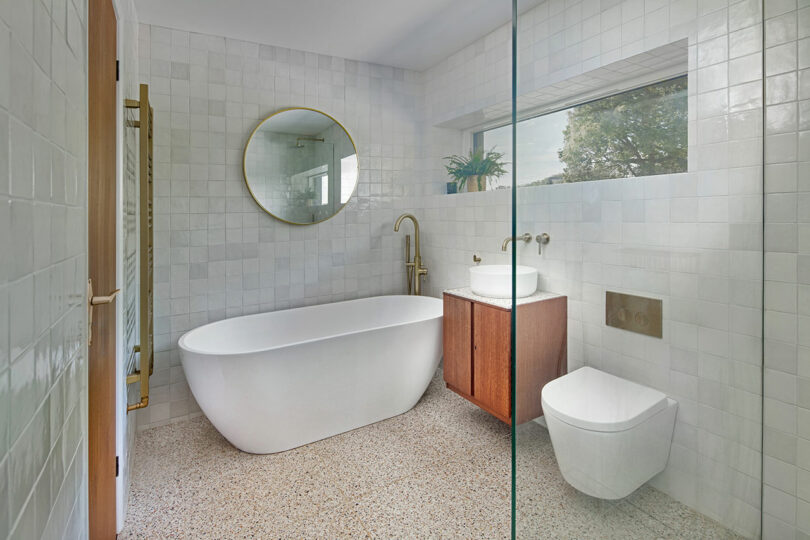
[0,23,10,110]
[2,0,90,534]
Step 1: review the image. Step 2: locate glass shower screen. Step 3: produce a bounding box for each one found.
[511,1,765,538]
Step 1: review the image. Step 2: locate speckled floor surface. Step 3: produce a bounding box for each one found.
[121,369,742,539]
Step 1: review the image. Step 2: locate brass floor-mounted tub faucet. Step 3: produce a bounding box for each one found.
[394,213,428,296]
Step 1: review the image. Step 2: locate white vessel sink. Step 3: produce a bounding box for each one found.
[469,265,538,299]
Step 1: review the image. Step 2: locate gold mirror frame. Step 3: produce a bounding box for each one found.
[242,107,359,226]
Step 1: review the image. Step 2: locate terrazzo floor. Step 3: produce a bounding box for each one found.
[121,368,743,539]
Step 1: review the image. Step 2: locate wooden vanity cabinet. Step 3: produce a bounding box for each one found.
[442,292,567,425]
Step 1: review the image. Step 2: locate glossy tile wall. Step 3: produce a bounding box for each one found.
[761,1,810,538]
[0,0,89,538]
[418,1,765,537]
[136,24,423,429]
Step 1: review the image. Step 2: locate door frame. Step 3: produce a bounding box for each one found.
[88,0,119,537]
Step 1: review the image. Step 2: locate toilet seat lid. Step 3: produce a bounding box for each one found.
[541,367,668,432]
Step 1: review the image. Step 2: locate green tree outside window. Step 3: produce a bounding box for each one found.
[558,76,687,183]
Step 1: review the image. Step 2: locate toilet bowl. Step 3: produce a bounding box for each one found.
[541,367,677,500]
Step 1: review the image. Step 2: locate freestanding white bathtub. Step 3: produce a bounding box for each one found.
[178,295,443,454]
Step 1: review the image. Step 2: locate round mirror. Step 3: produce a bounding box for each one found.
[243,108,358,225]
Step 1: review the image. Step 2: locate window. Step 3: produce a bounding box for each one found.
[340,154,358,204]
[474,76,687,189]
[319,175,329,205]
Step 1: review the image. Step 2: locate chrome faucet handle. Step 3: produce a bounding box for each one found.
[536,233,550,254]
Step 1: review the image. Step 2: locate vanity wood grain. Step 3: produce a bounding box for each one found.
[443,292,567,425]
[442,295,472,395]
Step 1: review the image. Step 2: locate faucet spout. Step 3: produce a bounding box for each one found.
[502,233,532,251]
[394,213,420,253]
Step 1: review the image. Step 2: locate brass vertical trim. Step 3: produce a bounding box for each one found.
[404,235,409,293]
[127,83,153,412]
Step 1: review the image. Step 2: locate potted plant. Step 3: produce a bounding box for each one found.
[444,147,508,192]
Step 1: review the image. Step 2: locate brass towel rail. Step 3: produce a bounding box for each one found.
[125,84,154,413]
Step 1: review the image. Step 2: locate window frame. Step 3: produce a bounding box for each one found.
[470,73,689,186]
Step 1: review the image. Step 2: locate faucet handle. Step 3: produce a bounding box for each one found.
[536,233,550,254]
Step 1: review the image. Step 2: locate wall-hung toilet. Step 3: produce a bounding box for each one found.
[541,367,678,500]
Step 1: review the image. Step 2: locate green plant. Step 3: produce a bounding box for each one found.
[443,147,508,191]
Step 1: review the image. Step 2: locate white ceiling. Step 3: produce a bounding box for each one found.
[134,0,540,71]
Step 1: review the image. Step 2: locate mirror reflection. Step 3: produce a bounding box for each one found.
[243,108,358,224]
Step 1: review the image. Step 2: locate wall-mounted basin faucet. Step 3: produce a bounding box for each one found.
[501,233,532,251]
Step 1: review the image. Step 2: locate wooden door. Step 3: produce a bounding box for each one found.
[443,295,472,394]
[473,303,511,421]
[88,0,118,537]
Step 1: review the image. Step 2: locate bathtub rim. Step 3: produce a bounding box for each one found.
[178,294,443,357]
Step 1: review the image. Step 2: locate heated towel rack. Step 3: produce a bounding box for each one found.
[126,84,154,412]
